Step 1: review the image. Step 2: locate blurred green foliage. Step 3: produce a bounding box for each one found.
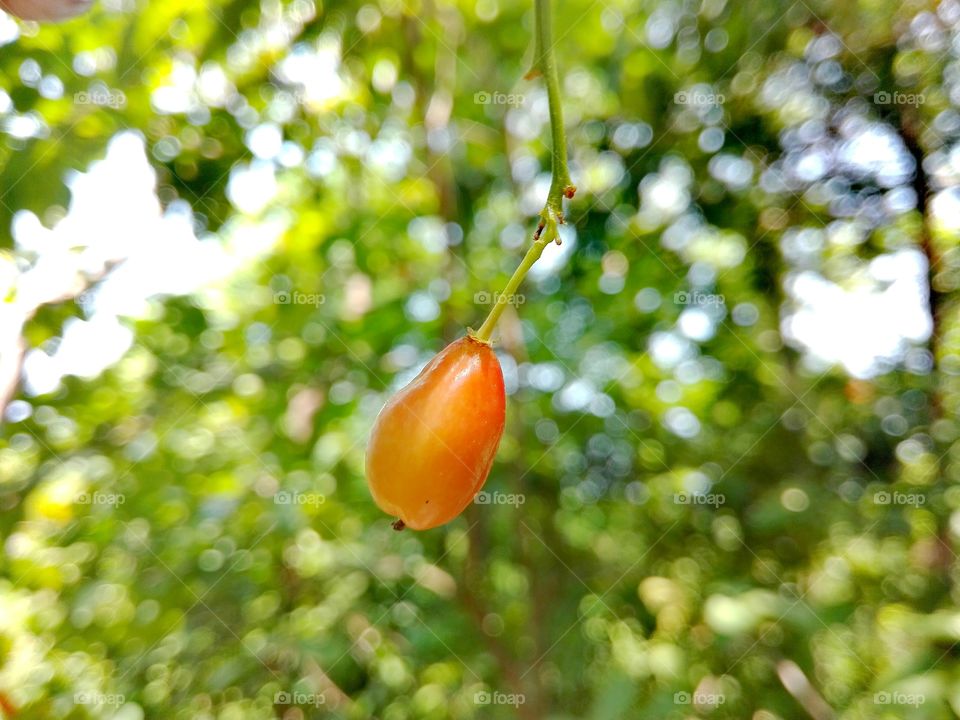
[2,0,960,718]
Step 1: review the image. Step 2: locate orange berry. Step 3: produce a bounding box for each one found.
[366,335,506,530]
[0,0,93,21]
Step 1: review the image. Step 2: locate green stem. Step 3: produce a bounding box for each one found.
[475,230,554,342]
[474,0,575,344]
[534,0,573,213]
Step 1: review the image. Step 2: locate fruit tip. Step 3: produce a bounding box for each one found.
[392,519,406,531]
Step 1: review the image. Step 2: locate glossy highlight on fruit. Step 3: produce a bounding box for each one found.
[366,335,506,530]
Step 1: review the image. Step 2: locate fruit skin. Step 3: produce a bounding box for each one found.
[0,0,94,22]
[366,335,506,530]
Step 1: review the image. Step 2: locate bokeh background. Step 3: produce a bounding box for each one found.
[1,0,960,717]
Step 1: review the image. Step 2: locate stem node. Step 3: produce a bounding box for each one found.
[474,0,570,343]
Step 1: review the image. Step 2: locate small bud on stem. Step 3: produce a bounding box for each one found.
[475,0,574,344]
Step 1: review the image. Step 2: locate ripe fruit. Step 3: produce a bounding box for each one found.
[366,335,506,530]
[0,0,94,22]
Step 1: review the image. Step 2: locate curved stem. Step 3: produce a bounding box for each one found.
[474,0,575,344]
[534,0,574,213]
[475,227,555,342]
